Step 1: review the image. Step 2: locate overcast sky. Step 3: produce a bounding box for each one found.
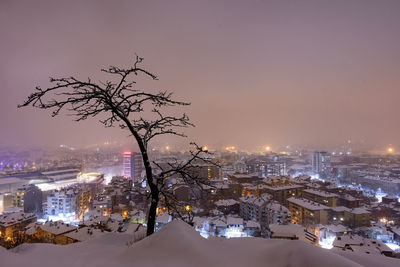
[1,0,400,150]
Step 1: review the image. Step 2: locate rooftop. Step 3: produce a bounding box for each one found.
[65,227,106,242]
[303,188,338,198]
[39,221,77,235]
[0,212,36,227]
[287,197,329,211]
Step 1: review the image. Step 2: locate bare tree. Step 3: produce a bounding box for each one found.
[151,143,218,225]
[19,55,213,236]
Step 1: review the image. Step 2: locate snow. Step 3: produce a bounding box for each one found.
[0,177,25,185]
[245,220,260,228]
[303,188,338,198]
[110,213,123,222]
[333,235,393,256]
[64,227,106,242]
[269,224,313,243]
[41,169,80,175]
[287,197,329,210]
[156,213,171,224]
[226,217,243,226]
[0,220,399,267]
[385,242,400,252]
[214,199,238,206]
[1,206,23,214]
[350,207,370,215]
[0,212,36,226]
[325,224,351,233]
[333,249,400,267]
[39,221,77,235]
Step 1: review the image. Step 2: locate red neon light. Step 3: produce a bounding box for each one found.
[123,151,132,155]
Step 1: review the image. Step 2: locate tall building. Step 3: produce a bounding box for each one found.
[0,193,14,214]
[312,151,331,176]
[0,212,37,244]
[46,187,91,220]
[47,190,77,217]
[287,197,329,225]
[17,184,43,215]
[265,162,286,177]
[0,185,42,216]
[123,151,144,183]
[246,160,286,177]
[132,152,145,182]
[123,151,133,179]
[187,163,222,180]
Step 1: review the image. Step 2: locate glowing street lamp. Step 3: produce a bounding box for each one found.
[387,147,394,153]
[265,146,271,152]
[185,205,191,213]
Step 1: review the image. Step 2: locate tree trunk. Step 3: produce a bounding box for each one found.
[146,191,159,236]
[120,116,159,236]
[136,140,159,236]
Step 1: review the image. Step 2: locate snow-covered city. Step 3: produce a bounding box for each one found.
[2,0,400,266]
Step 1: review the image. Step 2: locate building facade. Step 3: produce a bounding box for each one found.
[312,151,331,177]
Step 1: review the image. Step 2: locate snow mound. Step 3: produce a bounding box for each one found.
[1,220,399,267]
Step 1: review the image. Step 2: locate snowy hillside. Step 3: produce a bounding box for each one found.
[1,220,399,267]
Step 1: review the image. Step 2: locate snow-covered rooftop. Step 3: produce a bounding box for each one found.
[0,212,36,227]
[39,221,77,235]
[226,217,243,226]
[303,188,338,198]
[64,227,106,242]
[287,197,329,211]
[214,199,238,206]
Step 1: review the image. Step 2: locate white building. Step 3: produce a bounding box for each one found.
[312,151,331,176]
[239,194,271,222]
[46,190,77,219]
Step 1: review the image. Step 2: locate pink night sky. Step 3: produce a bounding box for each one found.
[1,0,400,150]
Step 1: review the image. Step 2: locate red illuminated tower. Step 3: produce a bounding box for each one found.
[123,151,133,178]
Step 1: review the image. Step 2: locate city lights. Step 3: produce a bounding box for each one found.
[2,1,400,265]
[225,146,236,152]
[319,235,336,249]
[379,218,388,223]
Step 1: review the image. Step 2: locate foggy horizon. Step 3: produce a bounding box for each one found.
[1,0,400,151]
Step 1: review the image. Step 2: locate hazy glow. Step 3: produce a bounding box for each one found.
[310,174,324,182]
[77,172,103,183]
[2,1,400,149]
[225,227,246,238]
[225,146,236,152]
[40,213,79,225]
[379,218,388,223]
[319,235,336,249]
[35,180,78,191]
[385,242,400,252]
[375,188,385,203]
